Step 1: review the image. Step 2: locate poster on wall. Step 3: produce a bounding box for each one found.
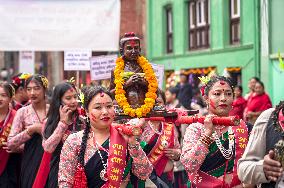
[19,51,35,74]
[151,63,164,89]
[64,51,92,71]
[90,54,117,80]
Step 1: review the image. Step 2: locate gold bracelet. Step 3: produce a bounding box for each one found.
[202,134,213,141]
[199,138,209,147]
[201,134,213,144]
[199,135,212,146]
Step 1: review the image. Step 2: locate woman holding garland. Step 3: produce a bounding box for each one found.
[128,89,181,188]
[33,82,85,188]
[180,76,249,188]
[0,82,17,187]
[8,74,49,188]
[58,86,152,188]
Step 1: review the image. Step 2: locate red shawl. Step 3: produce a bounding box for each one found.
[0,109,16,175]
[246,93,272,113]
[229,97,247,118]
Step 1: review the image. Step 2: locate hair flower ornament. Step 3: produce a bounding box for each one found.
[78,90,85,106]
[39,75,49,89]
[67,77,75,84]
[77,89,87,120]
[19,73,32,80]
[198,76,211,96]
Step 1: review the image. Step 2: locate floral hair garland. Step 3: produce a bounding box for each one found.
[12,73,32,88]
[198,76,211,96]
[39,75,49,89]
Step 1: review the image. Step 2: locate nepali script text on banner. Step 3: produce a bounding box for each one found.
[0,0,120,51]
[90,55,165,88]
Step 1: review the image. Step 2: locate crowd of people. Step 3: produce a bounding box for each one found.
[0,32,283,188]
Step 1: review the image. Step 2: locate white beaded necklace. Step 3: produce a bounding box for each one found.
[212,126,235,159]
[92,132,108,181]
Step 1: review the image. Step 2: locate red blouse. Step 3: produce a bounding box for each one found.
[229,97,247,119]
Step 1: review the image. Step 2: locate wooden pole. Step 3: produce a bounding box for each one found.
[76,71,80,88]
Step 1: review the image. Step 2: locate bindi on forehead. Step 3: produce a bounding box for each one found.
[94,102,109,105]
[211,81,230,90]
[68,88,75,93]
[219,81,226,85]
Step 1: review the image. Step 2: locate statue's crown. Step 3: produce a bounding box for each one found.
[120,32,140,46]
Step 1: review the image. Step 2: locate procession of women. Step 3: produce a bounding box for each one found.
[0,32,283,188]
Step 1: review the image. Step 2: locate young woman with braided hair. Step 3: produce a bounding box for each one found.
[238,101,284,187]
[32,82,85,188]
[0,82,17,187]
[181,76,250,187]
[7,74,49,188]
[58,86,152,188]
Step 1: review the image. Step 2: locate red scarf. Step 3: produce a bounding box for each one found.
[0,109,16,175]
[147,122,175,176]
[72,125,128,188]
[101,125,128,188]
[246,93,272,112]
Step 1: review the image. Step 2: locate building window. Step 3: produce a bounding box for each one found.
[188,0,210,50]
[166,7,173,53]
[230,0,240,44]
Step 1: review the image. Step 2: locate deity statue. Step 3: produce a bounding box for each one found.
[110,32,149,108]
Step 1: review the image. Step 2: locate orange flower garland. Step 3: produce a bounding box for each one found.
[114,56,158,118]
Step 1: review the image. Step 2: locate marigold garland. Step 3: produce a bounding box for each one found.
[114,56,158,118]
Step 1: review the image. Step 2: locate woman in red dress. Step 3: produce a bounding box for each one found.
[244,81,272,125]
[0,82,17,188]
[229,85,247,119]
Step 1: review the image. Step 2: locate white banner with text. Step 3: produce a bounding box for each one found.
[0,0,120,51]
[64,51,92,71]
[90,54,118,80]
[90,55,165,88]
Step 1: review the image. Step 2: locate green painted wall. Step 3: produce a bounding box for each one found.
[147,0,260,95]
[266,0,284,105]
